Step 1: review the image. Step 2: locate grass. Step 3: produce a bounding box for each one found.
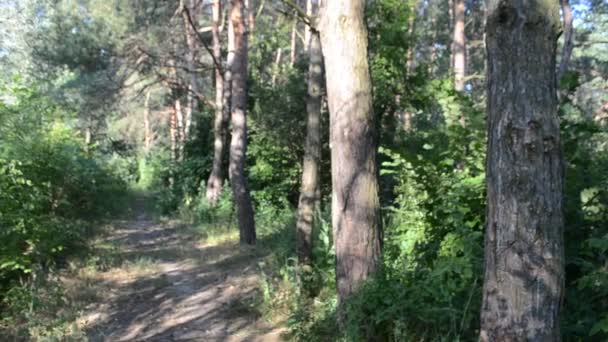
[190,221,240,245]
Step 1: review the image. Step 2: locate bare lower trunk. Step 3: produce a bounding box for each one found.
[206,0,228,206]
[271,47,282,86]
[175,95,184,161]
[296,31,323,265]
[169,104,178,187]
[406,0,418,75]
[453,0,466,92]
[168,52,185,160]
[229,0,256,245]
[319,0,382,325]
[290,19,297,66]
[144,90,152,151]
[557,0,573,81]
[245,0,255,32]
[429,12,437,75]
[184,87,194,139]
[182,0,199,140]
[449,0,454,66]
[404,111,412,131]
[480,1,564,340]
[304,0,313,51]
[84,126,91,146]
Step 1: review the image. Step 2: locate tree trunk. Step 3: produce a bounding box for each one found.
[169,102,178,187]
[245,0,255,32]
[181,0,199,140]
[449,0,455,69]
[429,10,438,75]
[144,89,152,151]
[406,0,418,75]
[175,95,184,160]
[557,0,573,82]
[296,30,323,266]
[229,0,256,245]
[480,1,564,341]
[304,0,313,51]
[84,126,91,146]
[271,47,283,86]
[206,0,228,206]
[290,19,297,66]
[168,52,185,160]
[319,0,382,324]
[453,0,466,92]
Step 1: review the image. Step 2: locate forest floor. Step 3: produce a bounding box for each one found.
[61,198,286,341]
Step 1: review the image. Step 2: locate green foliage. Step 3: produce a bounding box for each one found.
[248,64,308,206]
[339,77,485,341]
[0,80,129,309]
[560,103,608,339]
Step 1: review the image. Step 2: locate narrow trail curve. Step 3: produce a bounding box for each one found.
[78,202,284,341]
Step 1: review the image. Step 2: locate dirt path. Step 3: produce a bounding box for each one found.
[73,206,285,341]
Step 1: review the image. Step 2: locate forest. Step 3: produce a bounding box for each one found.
[0,0,607,340]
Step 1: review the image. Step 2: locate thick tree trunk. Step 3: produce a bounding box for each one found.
[480,1,564,341]
[296,30,323,266]
[453,0,466,92]
[319,0,382,323]
[206,0,228,206]
[229,0,256,245]
[557,0,573,82]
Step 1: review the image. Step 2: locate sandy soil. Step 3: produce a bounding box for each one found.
[75,209,285,341]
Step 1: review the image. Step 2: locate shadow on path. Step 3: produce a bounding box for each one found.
[79,201,284,341]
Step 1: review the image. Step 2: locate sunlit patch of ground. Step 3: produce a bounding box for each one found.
[56,213,286,341]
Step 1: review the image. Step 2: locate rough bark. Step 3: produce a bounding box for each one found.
[296,30,323,266]
[206,0,228,206]
[480,1,564,341]
[453,0,466,92]
[557,0,573,82]
[319,0,382,322]
[229,0,256,245]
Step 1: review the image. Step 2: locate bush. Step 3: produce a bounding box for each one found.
[0,83,129,303]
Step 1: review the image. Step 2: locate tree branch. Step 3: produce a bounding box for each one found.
[278,0,315,30]
[182,5,224,75]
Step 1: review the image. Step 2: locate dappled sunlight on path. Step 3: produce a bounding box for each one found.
[77,209,284,341]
